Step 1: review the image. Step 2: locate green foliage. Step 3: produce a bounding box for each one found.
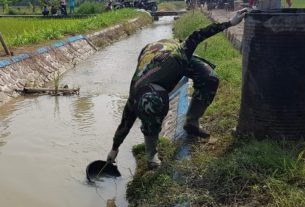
[127,138,180,206]
[158,1,186,11]
[76,2,105,14]
[0,9,150,47]
[282,0,305,8]
[0,5,40,15]
[266,178,305,207]
[27,1,32,11]
[53,71,60,94]
[183,139,305,204]
[7,7,17,14]
[0,0,10,12]
[173,11,211,40]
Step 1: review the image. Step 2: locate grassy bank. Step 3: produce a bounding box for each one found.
[127,11,305,207]
[0,9,150,48]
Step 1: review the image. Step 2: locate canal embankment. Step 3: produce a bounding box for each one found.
[0,10,152,107]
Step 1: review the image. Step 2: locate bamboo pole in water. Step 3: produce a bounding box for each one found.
[22,87,80,95]
[0,32,11,56]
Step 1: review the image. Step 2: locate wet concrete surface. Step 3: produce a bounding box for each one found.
[0,16,174,207]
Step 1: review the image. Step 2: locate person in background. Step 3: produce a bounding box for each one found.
[42,6,49,16]
[60,0,68,16]
[51,5,57,16]
[69,0,75,14]
[106,9,248,168]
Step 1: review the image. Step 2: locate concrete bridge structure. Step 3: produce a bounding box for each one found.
[150,10,187,20]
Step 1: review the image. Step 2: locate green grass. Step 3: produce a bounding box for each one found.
[158,0,186,11]
[0,9,149,47]
[0,6,42,15]
[126,138,180,207]
[127,11,305,207]
[0,4,103,15]
[282,0,305,8]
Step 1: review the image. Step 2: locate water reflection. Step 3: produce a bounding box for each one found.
[0,115,11,144]
[71,96,96,136]
[0,98,19,148]
[53,96,60,118]
[111,96,128,121]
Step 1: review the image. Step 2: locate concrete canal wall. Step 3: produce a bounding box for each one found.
[0,17,151,107]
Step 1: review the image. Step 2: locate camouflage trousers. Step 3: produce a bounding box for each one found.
[186,55,219,105]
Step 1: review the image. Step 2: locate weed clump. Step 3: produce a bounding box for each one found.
[127,138,182,207]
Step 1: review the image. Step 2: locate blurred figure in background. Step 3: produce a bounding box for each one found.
[51,5,58,16]
[60,0,68,16]
[42,6,49,16]
[69,0,75,14]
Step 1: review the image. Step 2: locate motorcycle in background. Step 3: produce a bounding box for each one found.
[122,0,134,7]
[106,0,126,10]
[134,0,158,11]
[107,0,157,11]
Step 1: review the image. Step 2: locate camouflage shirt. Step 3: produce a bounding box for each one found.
[130,21,231,94]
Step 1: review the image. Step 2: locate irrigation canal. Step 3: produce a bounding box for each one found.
[0,16,174,207]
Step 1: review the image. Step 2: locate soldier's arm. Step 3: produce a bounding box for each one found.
[181,21,231,60]
[181,8,247,60]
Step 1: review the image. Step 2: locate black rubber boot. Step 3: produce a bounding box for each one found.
[144,135,161,168]
[183,98,210,138]
[183,124,210,138]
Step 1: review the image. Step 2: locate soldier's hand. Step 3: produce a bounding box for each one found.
[107,149,118,163]
[229,8,248,26]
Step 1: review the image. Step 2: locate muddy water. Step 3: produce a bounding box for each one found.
[0,17,174,207]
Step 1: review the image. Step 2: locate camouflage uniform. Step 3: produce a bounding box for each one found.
[112,21,232,150]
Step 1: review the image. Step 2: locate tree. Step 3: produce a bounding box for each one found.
[0,0,10,13]
[0,0,23,13]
